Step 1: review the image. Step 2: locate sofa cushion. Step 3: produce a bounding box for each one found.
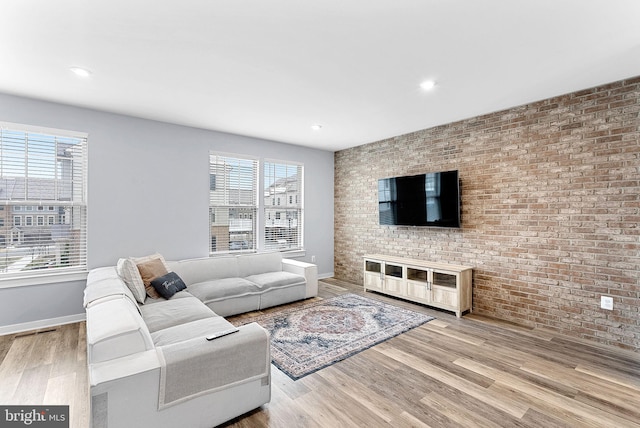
[143,289,193,305]
[167,256,238,286]
[245,271,306,290]
[151,272,187,299]
[140,294,216,333]
[236,252,282,278]
[188,277,260,304]
[151,316,236,346]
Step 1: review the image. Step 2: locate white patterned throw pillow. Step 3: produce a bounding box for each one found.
[116,253,169,304]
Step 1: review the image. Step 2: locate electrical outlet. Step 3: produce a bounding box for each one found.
[601,296,613,310]
[311,255,316,263]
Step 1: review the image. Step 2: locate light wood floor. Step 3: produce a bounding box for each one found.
[0,320,89,428]
[1,278,639,428]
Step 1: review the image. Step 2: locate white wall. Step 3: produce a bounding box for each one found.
[0,92,334,329]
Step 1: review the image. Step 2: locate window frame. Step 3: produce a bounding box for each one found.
[208,152,259,255]
[208,153,305,256]
[0,122,88,281]
[263,159,304,252]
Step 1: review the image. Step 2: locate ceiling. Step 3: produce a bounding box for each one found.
[1,1,639,152]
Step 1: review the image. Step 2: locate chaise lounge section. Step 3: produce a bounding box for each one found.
[85,252,318,428]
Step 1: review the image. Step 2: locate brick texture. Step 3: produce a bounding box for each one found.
[334,76,640,351]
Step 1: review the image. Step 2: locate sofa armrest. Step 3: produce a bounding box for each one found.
[282,259,318,298]
[156,323,271,408]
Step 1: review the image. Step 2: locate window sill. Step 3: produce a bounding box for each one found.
[281,249,306,259]
[210,249,307,258]
[0,270,89,289]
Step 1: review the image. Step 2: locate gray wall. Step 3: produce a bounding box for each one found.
[0,92,334,329]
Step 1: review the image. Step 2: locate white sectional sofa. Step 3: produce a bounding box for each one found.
[85,252,318,428]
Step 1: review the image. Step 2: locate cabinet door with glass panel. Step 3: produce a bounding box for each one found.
[363,259,383,292]
[406,266,464,313]
[363,258,405,296]
[382,262,405,296]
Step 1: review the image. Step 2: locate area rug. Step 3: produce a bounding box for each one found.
[231,293,434,380]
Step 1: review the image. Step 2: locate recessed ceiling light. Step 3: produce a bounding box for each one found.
[70,67,92,78]
[420,80,436,91]
[311,124,322,131]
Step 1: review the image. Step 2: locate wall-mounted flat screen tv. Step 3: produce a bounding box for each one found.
[378,170,460,227]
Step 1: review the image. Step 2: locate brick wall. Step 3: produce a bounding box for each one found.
[334,76,640,351]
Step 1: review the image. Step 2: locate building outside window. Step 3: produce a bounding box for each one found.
[209,153,258,254]
[0,122,88,276]
[264,160,303,251]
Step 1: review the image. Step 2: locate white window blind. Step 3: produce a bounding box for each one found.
[0,123,88,277]
[209,153,258,253]
[264,160,303,251]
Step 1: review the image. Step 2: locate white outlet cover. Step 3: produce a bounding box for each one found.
[601,296,613,310]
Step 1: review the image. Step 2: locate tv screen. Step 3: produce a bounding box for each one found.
[378,170,460,227]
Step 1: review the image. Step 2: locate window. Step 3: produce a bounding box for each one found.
[0,122,88,276]
[209,153,258,254]
[264,160,303,251]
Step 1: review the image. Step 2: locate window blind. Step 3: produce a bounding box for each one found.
[264,160,303,251]
[0,123,88,277]
[209,152,258,253]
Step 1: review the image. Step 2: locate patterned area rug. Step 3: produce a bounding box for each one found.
[231,293,434,380]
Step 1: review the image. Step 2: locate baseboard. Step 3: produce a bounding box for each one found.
[318,272,334,280]
[0,313,86,336]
